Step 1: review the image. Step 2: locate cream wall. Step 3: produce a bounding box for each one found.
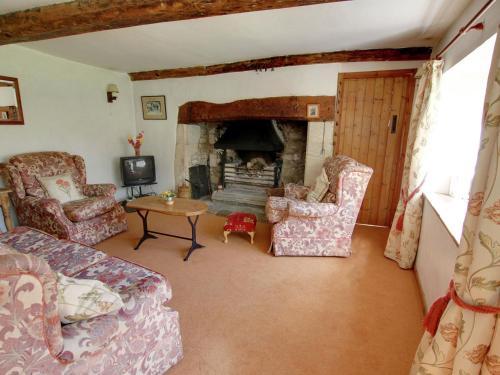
[132,60,423,192]
[415,199,459,311]
[416,0,500,310]
[0,45,136,231]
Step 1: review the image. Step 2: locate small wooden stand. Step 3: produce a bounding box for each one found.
[0,188,13,232]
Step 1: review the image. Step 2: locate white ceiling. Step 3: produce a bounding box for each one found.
[0,0,72,14]
[2,0,470,73]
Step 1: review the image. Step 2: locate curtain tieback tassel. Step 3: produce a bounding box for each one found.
[395,178,426,231]
[423,280,500,337]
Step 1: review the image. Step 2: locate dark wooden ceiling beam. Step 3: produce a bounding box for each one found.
[130,47,432,80]
[0,0,348,45]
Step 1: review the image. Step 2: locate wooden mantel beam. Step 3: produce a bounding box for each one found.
[129,47,432,80]
[178,96,335,123]
[0,0,348,45]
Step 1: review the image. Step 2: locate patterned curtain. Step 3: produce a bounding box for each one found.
[411,32,500,374]
[384,60,443,269]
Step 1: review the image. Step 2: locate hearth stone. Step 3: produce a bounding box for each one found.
[212,185,268,207]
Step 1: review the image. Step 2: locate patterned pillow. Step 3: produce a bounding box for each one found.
[306,168,329,203]
[38,173,85,204]
[57,273,124,324]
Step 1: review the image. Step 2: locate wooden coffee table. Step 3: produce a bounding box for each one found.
[127,196,208,261]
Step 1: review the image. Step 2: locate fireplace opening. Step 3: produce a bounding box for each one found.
[215,120,284,189]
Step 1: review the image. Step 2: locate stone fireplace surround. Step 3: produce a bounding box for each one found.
[174,96,334,216]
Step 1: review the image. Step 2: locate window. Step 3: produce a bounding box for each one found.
[427,34,496,199]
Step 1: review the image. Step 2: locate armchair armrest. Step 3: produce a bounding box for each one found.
[266,187,285,197]
[288,201,339,218]
[83,183,116,197]
[19,196,76,239]
[23,195,65,216]
[284,183,311,200]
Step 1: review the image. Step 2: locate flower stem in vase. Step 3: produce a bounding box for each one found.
[134,147,141,156]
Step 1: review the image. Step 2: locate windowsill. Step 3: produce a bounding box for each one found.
[423,192,467,246]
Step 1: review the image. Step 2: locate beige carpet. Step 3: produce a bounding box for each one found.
[95,212,424,375]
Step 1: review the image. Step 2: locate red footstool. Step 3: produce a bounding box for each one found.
[223,212,257,244]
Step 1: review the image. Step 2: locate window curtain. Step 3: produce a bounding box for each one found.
[411,32,500,374]
[384,60,443,269]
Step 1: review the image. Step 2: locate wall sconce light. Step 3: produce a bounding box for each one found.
[107,84,119,103]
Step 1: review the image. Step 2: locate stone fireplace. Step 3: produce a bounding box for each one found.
[174,96,335,217]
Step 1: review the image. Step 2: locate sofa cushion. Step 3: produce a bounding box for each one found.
[72,257,173,305]
[57,272,123,324]
[0,226,60,251]
[0,227,107,275]
[38,173,85,203]
[63,196,116,222]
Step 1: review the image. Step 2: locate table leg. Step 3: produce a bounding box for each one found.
[183,215,205,261]
[134,210,158,250]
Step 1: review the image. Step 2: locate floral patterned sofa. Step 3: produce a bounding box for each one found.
[0,226,183,374]
[5,152,128,245]
[266,155,373,256]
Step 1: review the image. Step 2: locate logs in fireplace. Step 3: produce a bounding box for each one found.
[214,120,284,188]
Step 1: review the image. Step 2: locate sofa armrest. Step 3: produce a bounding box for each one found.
[288,201,339,218]
[83,183,116,198]
[284,183,310,200]
[0,253,63,358]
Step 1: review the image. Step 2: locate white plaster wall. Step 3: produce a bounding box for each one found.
[0,45,136,231]
[433,0,500,71]
[304,121,334,186]
[132,60,423,192]
[415,199,458,311]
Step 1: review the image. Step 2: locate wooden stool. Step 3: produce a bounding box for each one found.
[223,212,257,244]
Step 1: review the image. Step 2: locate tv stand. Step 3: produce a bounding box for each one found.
[123,182,158,200]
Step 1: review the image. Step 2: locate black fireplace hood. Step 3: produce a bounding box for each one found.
[214,120,284,152]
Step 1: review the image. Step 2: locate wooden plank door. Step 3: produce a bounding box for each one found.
[335,70,416,226]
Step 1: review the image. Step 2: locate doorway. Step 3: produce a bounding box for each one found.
[335,69,416,226]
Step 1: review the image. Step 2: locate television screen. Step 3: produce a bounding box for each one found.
[120,156,156,186]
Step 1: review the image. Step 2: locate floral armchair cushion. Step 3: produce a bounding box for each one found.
[63,196,116,222]
[38,173,85,203]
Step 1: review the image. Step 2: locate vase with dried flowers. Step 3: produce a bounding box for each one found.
[128,131,144,156]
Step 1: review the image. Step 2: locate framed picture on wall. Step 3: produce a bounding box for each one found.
[307,104,319,119]
[141,95,167,120]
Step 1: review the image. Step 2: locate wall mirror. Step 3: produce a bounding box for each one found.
[0,76,24,125]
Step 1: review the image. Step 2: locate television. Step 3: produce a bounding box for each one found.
[120,156,156,186]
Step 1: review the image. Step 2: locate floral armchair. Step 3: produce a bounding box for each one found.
[266,155,373,257]
[5,152,127,245]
